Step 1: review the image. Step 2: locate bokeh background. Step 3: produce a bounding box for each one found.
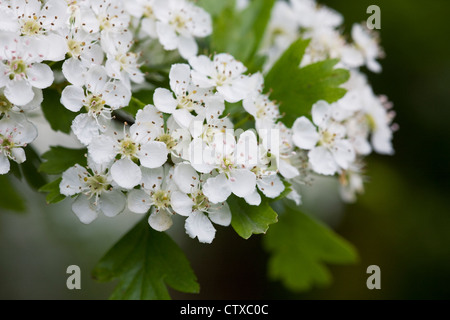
[1,0,449,300]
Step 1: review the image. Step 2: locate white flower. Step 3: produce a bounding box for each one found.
[292,100,356,175]
[61,65,131,145]
[352,23,383,73]
[171,163,231,244]
[153,63,225,129]
[104,30,145,89]
[338,162,366,203]
[153,0,212,59]
[88,106,169,189]
[197,131,258,204]
[127,165,176,232]
[64,27,104,65]
[0,33,54,106]
[290,0,343,31]
[124,0,158,39]
[0,0,69,61]
[0,113,37,174]
[0,87,42,116]
[189,53,253,103]
[60,158,126,224]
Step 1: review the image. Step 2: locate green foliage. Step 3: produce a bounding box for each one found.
[41,88,76,134]
[206,0,275,69]
[92,217,200,300]
[39,146,87,175]
[265,38,350,127]
[229,195,278,239]
[264,200,358,292]
[0,175,26,212]
[38,178,65,204]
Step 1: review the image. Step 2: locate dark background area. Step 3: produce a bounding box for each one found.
[0,0,449,300]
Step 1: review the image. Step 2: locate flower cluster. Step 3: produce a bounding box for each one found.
[0,0,396,244]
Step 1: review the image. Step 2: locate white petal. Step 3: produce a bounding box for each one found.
[331,140,356,170]
[87,135,117,164]
[72,195,98,224]
[138,141,168,169]
[156,22,178,50]
[102,81,131,109]
[244,190,261,206]
[312,100,332,128]
[177,35,198,59]
[153,88,177,114]
[62,59,86,86]
[292,116,319,150]
[202,173,232,204]
[100,190,126,217]
[171,191,193,217]
[278,159,300,179]
[185,211,216,244]
[35,34,68,62]
[257,174,285,198]
[11,148,26,164]
[229,169,256,198]
[173,163,199,194]
[208,202,232,227]
[217,77,250,103]
[26,63,54,89]
[127,189,151,214]
[169,64,192,93]
[308,146,338,176]
[148,208,173,232]
[61,85,85,112]
[60,165,85,196]
[111,158,142,189]
[173,109,195,129]
[141,167,164,191]
[71,114,102,146]
[5,79,34,106]
[0,154,10,174]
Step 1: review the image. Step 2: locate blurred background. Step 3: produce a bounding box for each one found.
[1,0,449,299]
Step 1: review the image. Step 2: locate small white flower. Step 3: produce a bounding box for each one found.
[0,34,54,106]
[352,23,383,73]
[172,163,231,244]
[60,158,126,224]
[189,53,253,103]
[153,0,212,59]
[292,100,356,175]
[153,63,225,129]
[0,113,37,174]
[124,0,158,39]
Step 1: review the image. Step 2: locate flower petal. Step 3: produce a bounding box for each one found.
[308,146,338,175]
[292,116,319,150]
[148,208,173,232]
[138,141,168,169]
[202,173,232,204]
[185,211,216,244]
[171,191,193,217]
[5,79,34,106]
[100,190,126,217]
[0,154,10,174]
[61,85,85,112]
[153,88,177,114]
[229,169,256,198]
[111,158,142,189]
[127,189,151,214]
[208,202,232,227]
[173,163,199,194]
[26,63,54,89]
[72,195,98,224]
[60,165,85,196]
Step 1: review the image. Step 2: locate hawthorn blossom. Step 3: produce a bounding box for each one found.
[171,163,232,243]
[0,34,54,106]
[0,114,37,174]
[292,100,356,175]
[60,158,126,224]
[153,0,212,59]
[127,165,177,232]
[190,53,253,103]
[352,23,383,73]
[153,63,225,129]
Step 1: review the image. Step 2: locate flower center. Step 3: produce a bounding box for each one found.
[0,134,14,151]
[119,138,138,158]
[85,175,109,195]
[192,191,209,211]
[8,59,28,80]
[99,15,112,31]
[86,94,106,114]
[152,189,171,209]
[157,133,176,150]
[320,130,336,146]
[178,94,196,111]
[67,39,84,58]
[0,94,13,114]
[366,114,377,131]
[144,5,154,18]
[172,15,187,32]
[20,18,41,36]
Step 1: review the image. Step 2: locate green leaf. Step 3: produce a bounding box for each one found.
[265,38,350,127]
[0,175,26,212]
[197,0,231,16]
[229,195,278,239]
[210,0,276,67]
[19,146,47,190]
[92,218,200,300]
[39,146,87,175]
[264,201,358,292]
[41,88,76,134]
[39,178,65,204]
